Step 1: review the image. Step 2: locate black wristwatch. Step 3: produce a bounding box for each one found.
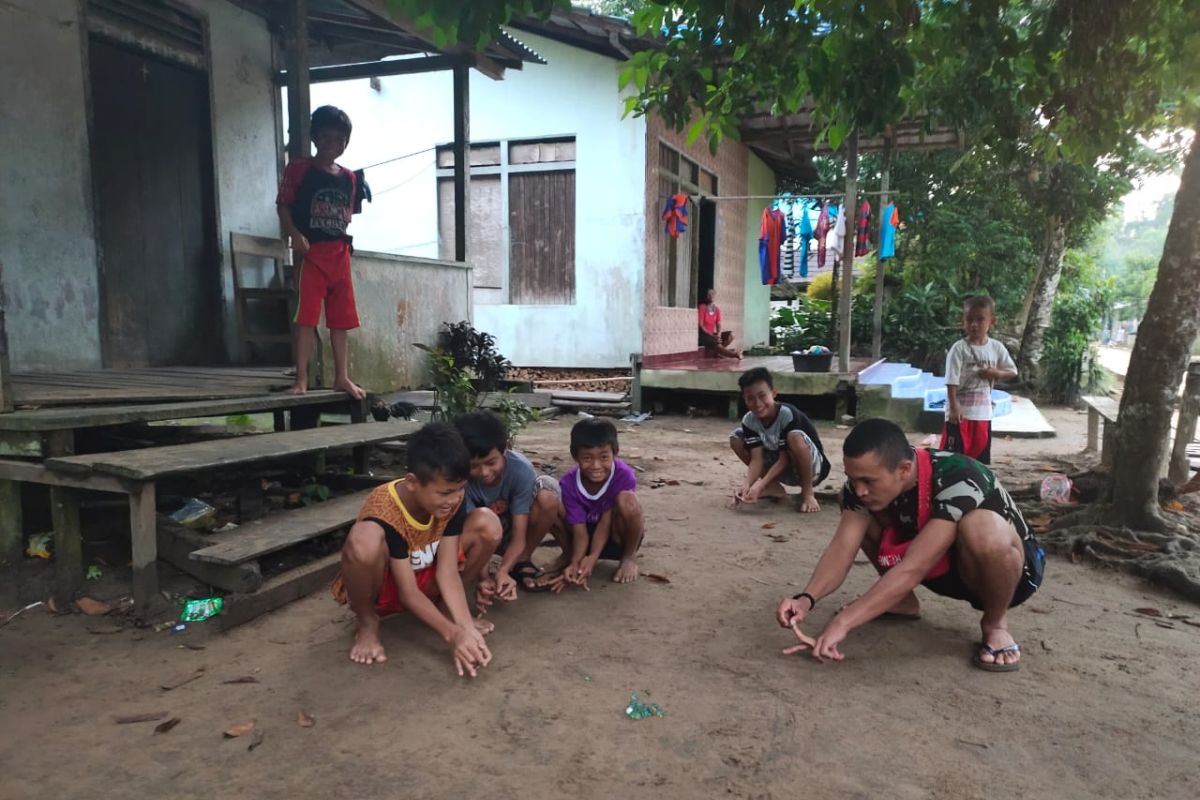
[791,591,816,610]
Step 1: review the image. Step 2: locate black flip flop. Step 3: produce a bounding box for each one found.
[512,561,555,593]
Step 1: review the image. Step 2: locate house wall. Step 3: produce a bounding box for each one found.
[642,116,750,358]
[197,0,282,358]
[307,31,647,368]
[0,0,281,372]
[318,253,472,392]
[0,0,102,371]
[743,154,776,348]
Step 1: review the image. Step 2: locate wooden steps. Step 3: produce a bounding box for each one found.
[190,489,370,566]
[44,421,418,480]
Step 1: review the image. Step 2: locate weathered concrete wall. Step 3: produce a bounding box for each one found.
[196,0,282,359]
[319,252,472,392]
[743,154,775,349]
[307,31,647,369]
[0,0,102,371]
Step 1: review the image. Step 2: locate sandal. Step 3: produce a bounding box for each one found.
[974,641,1021,672]
[512,561,555,593]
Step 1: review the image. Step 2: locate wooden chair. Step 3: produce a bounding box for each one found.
[229,233,293,364]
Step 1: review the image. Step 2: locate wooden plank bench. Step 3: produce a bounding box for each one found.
[1082,395,1120,465]
[189,489,369,566]
[35,421,417,610]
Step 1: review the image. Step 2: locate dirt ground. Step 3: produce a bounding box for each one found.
[2,406,1199,800]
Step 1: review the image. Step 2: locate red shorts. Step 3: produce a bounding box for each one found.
[940,419,992,464]
[294,239,359,329]
[374,547,466,617]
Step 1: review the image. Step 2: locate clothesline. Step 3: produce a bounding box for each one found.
[688,190,899,202]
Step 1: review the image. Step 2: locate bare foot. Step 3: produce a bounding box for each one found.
[978,625,1020,668]
[287,380,308,396]
[613,558,639,584]
[334,378,367,401]
[349,620,387,665]
[473,617,495,636]
[798,492,821,513]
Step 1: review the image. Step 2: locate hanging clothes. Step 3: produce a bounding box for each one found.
[827,205,845,264]
[758,206,786,285]
[879,201,901,259]
[778,200,796,279]
[797,199,814,278]
[662,194,689,238]
[814,202,831,269]
[854,200,872,257]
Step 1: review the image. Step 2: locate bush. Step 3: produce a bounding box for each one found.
[771,297,834,351]
[806,273,834,300]
[1040,285,1110,403]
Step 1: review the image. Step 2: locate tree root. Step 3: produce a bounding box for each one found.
[1039,509,1200,604]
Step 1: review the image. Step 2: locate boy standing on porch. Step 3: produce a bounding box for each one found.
[277,105,366,400]
[942,296,1017,464]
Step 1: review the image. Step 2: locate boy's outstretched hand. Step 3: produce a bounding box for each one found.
[450,623,492,677]
[552,558,595,593]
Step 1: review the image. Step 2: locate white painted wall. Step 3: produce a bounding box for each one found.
[0,0,102,371]
[307,31,648,368]
[743,153,776,348]
[197,0,283,360]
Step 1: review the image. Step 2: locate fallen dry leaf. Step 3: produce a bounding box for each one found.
[297,710,316,728]
[154,717,181,735]
[161,667,205,691]
[1154,621,1176,630]
[666,516,688,522]
[179,643,206,651]
[665,479,681,486]
[221,676,259,685]
[761,522,778,529]
[223,720,256,738]
[114,711,168,724]
[767,534,789,543]
[76,597,113,616]
[1026,514,1052,530]
[1134,607,1164,618]
[86,624,124,635]
[1165,500,1185,512]
[247,730,265,751]
[644,573,671,584]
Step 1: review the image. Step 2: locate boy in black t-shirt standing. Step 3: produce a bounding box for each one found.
[276,105,366,400]
[729,367,831,512]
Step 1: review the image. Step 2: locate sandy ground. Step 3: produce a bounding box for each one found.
[2,406,1199,800]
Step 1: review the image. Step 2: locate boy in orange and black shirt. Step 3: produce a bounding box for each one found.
[332,423,502,675]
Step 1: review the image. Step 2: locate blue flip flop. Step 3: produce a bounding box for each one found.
[974,642,1021,672]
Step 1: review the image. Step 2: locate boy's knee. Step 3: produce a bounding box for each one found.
[616,490,641,516]
[786,431,814,460]
[957,511,1020,560]
[534,489,559,516]
[343,522,385,564]
[467,508,503,547]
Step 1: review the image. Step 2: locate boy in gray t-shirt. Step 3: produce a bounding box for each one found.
[454,412,563,604]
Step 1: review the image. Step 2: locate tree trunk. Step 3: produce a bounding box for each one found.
[1017,214,1067,385]
[1109,130,1200,529]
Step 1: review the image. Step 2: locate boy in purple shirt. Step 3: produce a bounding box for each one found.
[556,418,645,588]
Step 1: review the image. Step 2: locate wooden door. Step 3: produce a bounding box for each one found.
[89,39,222,367]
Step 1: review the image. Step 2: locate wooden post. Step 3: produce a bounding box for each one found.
[872,139,892,361]
[45,431,81,602]
[128,482,159,610]
[0,479,20,580]
[838,133,859,373]
[1169,361,1200,483]
[0,259,13,413]
[452,63,471,263]
[284,0,311,161]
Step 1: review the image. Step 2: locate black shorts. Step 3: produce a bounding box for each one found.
[921,535,1045,610]
[699,330,719,348]
[585,521,643,561]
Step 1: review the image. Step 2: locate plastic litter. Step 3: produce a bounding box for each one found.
[180,597,224,622]
[169,498,217,528]
[25,532,52,559]
[1039,474,1073,505]
[624,691,666,720]
[621,412,652,423]
[86,565,103,581]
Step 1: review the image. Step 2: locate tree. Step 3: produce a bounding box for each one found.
[626,0,1200,531]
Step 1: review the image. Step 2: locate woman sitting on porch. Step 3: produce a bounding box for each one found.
[698,289,741,360]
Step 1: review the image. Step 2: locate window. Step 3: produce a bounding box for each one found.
[437,137,576,304]
[657,143,717,307]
